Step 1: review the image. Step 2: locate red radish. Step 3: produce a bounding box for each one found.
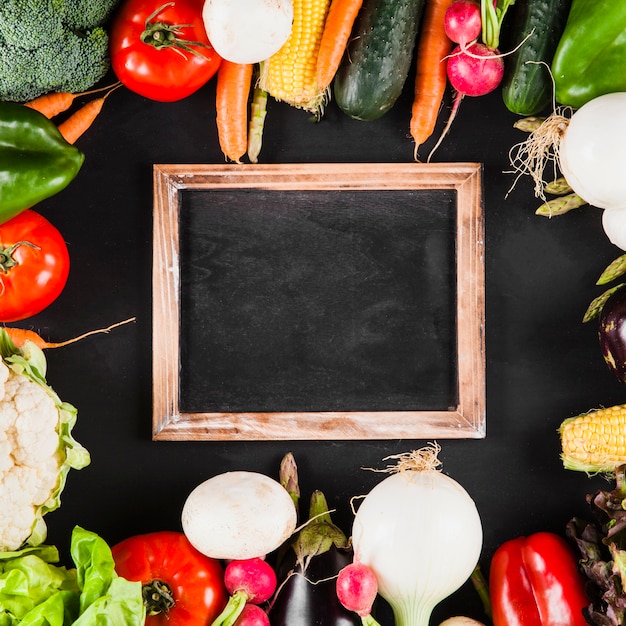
[444,0,482,47]
[225,558,277,604]
[446,42,504,96]
[336,562,381,624]
[213,558,278,626]
[233,604,270,626]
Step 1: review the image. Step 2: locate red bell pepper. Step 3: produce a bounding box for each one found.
[489,531,589,626]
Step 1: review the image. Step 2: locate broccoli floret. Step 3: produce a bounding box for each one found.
[0,28,111,102]
[0,0,67,51]
[62,0,121,30]
[0,0,117,102]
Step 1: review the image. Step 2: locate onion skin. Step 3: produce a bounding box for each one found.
[598,286,626,384]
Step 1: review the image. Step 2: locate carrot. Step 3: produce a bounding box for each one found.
[216,61,254,164]
[315,0,364,92]
[24,82,122,119]
[3,317,136,350]
[56,83,122,144]
[24,92,76,119]
[410,0,456,161]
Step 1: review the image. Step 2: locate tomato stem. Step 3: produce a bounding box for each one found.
[0,241,39,273]
[142,579,176,616]
[141,1,214,60]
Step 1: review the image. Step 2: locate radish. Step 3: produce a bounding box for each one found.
[427,42,504,160]
[444,0,482,47]
[336,562,382,625]
[225,558,277,604]
[233,604,271,626]
[446,42,504,97]
[213,558,278,626]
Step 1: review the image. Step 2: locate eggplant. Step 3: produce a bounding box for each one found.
[599,285,626,384]
[268,490,360,626]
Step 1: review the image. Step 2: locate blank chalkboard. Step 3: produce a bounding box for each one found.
[152,163,484,440]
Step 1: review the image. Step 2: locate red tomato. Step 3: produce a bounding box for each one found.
[112,531,228,626]
[109,0,222,102]
[0,210,70,322]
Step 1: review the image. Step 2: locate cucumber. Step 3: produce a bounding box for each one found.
[333,0,425,122]
[501,0,572,116]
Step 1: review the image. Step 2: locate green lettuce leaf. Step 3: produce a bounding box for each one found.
[0,527,144,626]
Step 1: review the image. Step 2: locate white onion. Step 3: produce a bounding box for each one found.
[181,470,297,560]
[602,207,626,251]
[352,447,483,626]
[202,0,293,64]
[560,92,626,211]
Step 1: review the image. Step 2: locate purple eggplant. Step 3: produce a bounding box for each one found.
[599,285,626,384]
[268,490,360,626]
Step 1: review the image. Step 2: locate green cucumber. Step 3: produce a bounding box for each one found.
[333,0,426,122]
[501,0,572,116]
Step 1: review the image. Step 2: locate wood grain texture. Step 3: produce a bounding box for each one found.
[152,162,485,440]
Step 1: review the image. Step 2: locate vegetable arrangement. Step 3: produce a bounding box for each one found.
[4,1,626,624]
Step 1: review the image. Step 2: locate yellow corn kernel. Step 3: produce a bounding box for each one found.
[559,404,626,474]
[259,0,331,114]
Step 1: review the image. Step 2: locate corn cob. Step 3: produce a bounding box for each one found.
[259,0,331,115]
[560,404,626,474]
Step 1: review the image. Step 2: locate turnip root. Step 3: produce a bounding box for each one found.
[202,0,294,64]
[181,470,297,560]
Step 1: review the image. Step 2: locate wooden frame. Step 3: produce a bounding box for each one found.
[152,163,485,440]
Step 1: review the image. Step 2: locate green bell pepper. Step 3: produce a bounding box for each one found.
[0,102,84,224]
[551,0,626,109]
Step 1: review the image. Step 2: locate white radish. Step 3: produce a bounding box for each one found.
[202,0,294,64]
[181,470,297,560]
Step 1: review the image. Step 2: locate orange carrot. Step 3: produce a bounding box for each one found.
[216,61,254,164]
[24,92,76,118]
[24,82,122,119]
[3,317,136,350]
[410,0,456,161]
[56,83,121,144]
[315,0,364,92]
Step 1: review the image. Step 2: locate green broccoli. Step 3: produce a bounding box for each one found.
[62,0,121,31]
[0,0,121,102]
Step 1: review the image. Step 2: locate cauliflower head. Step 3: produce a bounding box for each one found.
[0,336,90,552]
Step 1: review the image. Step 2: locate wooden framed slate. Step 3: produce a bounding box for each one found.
[152,162,485,440]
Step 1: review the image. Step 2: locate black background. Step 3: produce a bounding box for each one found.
[14,59,626,623]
